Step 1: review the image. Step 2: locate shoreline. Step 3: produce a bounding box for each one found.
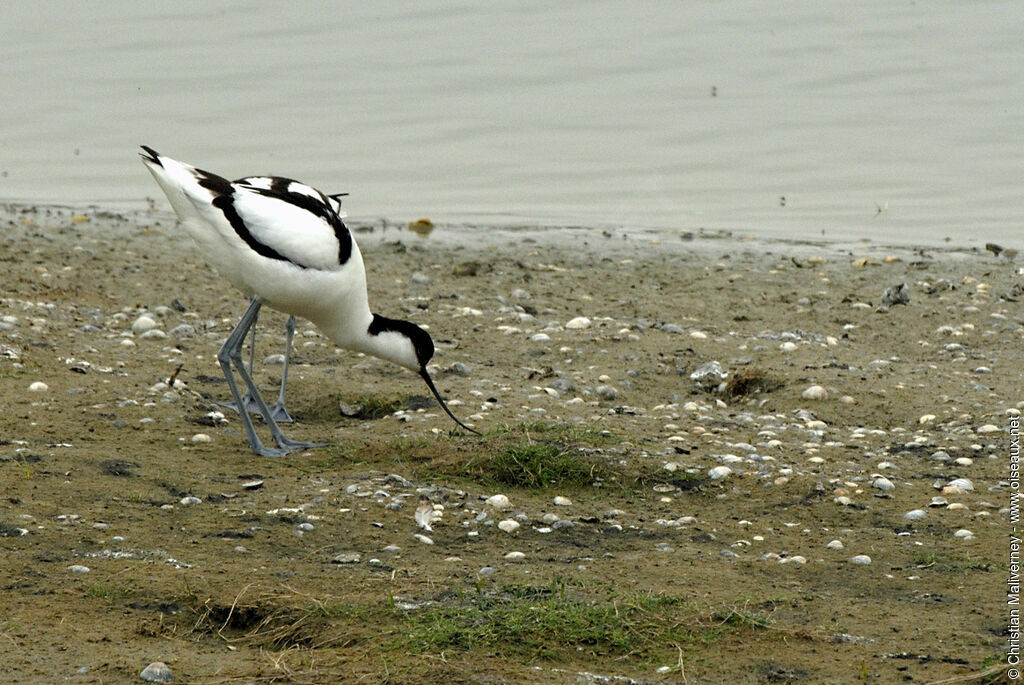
[4,200,1019,262]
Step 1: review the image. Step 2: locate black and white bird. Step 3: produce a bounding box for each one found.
[140,146,478,456]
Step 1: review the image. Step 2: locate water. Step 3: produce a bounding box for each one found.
[2,1,1022,246]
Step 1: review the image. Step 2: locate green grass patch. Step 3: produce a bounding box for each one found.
[399,588,767,665]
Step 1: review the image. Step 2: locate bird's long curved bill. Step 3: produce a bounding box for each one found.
[419,368,480,435]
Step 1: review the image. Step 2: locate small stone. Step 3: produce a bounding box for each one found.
[190,433,211,443]
[595,385,617,400]
[67,565,90,574]
[919,414,936,424]
[28,381,49,392]
[331,552,361,564]
[241,479,264,490]
[485,494,511,510]
[140,662,173,682]
[953,529,975,540]
[976,424,1000,434]
[801,385,828,400]
[530,333,551,342]
[881,283,910,307]
[498,519,520,534]
[140,329,167,340]
[478,566,496,576]
[566,316,591,330]
[779,342,798,352]
[132,315,158,335]
[179,496,201,506]
[690,361,728,389]
[413,533,434,545]
[904,509,927,521]
[553,496,572,506]
[850,555,872,565]
[826,539,844,550]
[947,478,974,491]
[708,466,733,480]
[872,476,895,492]
[928,496,948,507]
[504,551,526,561]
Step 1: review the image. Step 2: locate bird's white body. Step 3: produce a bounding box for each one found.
[142,149,416,369]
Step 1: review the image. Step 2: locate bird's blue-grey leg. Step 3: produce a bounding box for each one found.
[267,315,298,423]
[221,312,295,423]
[218,298,322,456]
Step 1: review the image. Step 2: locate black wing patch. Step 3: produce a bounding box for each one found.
[238,176,353,267]
[195,171,292,264]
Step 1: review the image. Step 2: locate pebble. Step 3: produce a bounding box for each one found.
[708,466,733,480]
[946,478,974,491]
[498,519,520,534]
[850,555,872,565]
[801,385,828,400]
[903,509,927,521]
[139,662,173,682]
[953,529,975,540]
[976,424,1000,434]
[530,333,551,342]
[826,539,844,550]
[872,476,895,491]
[28,381,49,392]
[190,433,211,443]
[131,315,158,335]
[565,316,591,330]
[779,341,798,352]
[595,385,617,400]
[504,551,526,561]
[690,361,727,388]
[67,565,90,574]
[179,496,201,506]
[331,552,361,564]
[485,494,512,510]
[553,496,572,506]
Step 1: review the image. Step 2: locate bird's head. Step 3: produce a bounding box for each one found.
[367,315,479,434]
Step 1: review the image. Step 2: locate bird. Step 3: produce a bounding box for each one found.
[139,146,478,456]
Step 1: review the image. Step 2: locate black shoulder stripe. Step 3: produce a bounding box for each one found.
[197,172,293,265]
[239,177,353,267]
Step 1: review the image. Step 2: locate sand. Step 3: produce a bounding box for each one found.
[0,203,1017,683]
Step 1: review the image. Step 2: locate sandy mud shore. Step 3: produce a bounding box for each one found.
[0,203,1019,683]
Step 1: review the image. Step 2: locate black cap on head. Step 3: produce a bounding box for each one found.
[369,314,479,435]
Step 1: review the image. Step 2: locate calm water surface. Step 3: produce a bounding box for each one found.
[1,1,1021,246]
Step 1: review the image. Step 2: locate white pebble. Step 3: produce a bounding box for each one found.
[779,342,798,352]
[918,414,936,424]
[498,519,520,534]
[131,315,158,335]
[413,533,434,545]
[530,333,551,342]
[947,478,974,491]
[953,457,973,466]
[485,494,511,510]
[28,381,49,392]
[689,330,707,339]
[140,662,173,683]
[826,539,844,550]
[140,329,167,340]
[190,433,212,443]
[504,551,526,561]
[180,496,201,506]
[953,529,975,540]
[801,385,828,400]
[976,424,1000,434]
[565,316,591,330]
[67,565,90,574]
[850,555,872,565]
[708,466,733,480]
[872,476,895,492]
[553,496,572,506]
[903,509,927,521]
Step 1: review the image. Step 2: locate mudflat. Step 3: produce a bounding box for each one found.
[0,204,1016,683]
